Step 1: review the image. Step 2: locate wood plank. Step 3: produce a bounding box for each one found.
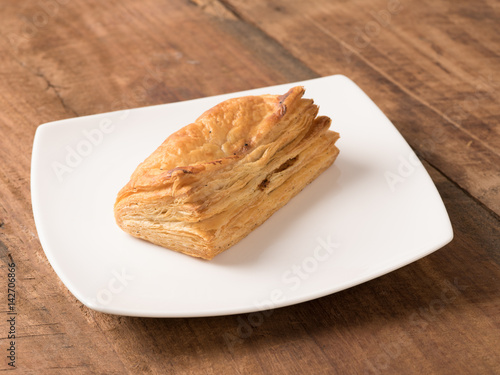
[1,0,316,120]
[222,0,500,216]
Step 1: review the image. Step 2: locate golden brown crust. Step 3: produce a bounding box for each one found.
[114,86,340,259]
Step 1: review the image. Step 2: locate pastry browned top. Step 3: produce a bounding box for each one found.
[116,86,307,201]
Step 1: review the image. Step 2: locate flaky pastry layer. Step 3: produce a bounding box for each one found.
[114,86,340,259]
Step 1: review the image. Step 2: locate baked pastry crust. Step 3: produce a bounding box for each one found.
[114,86,340,259]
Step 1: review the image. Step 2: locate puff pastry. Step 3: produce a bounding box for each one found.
[114,86,340,260]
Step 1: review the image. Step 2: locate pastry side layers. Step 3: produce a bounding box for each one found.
[114,87,340,259]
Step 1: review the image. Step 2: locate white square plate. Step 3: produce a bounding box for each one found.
[31,75,453,317]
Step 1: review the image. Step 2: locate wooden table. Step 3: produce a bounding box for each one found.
[1,0,499,373]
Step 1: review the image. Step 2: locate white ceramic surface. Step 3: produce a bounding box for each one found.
[31,75,453,317]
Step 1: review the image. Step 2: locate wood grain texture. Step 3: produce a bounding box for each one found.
[0,0,498,374]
